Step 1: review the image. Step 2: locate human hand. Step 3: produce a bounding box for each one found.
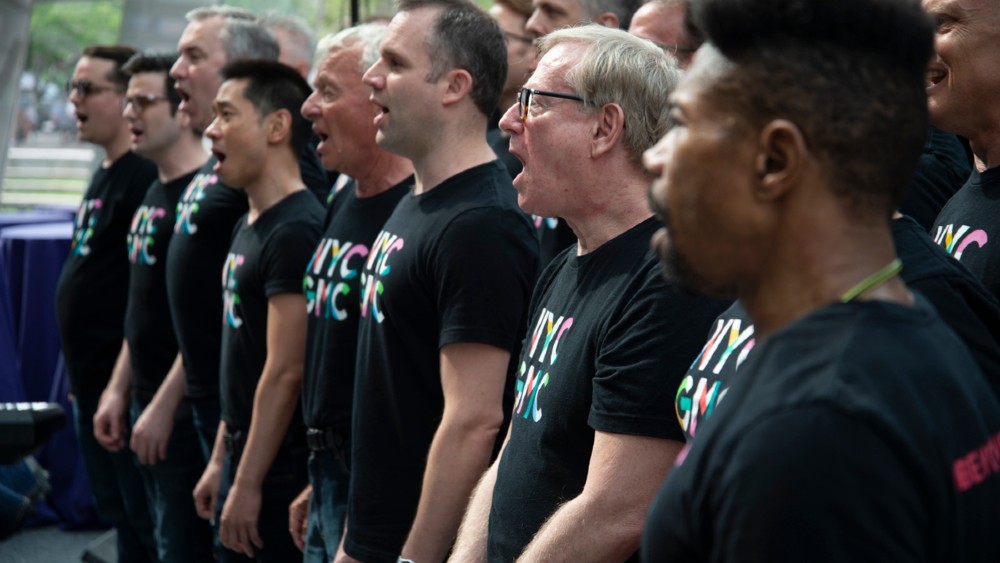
[93,390,127,452]
[193,460,223,520]
[130,400,175,465]
[220,481,264,557]
[289,484,311,551]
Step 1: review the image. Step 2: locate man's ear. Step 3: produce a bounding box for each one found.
[753,119,806,202]
[266,108,293,146]
[441,68,474,107]
[593,12,620,29]
[591,102,625,159]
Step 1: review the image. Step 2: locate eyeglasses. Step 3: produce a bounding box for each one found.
[66,80,118,99]
[122,94,169,113]
[502,30,535,46]
[517,87,585,121]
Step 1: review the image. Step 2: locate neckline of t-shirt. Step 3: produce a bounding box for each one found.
[408,161,499,200]
[349,175,415,208]
[565,216,658,270]
[969,165,1000,187]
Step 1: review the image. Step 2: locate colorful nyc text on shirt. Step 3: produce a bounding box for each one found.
[174,173,216,235]
[677,315,754,438]
[127,206,166,265]
[515,307,573,423]
[533,216,559,231]
[71,198,102,256]
[304,237,370,321]
[933,223,988,260]
[359,230,404,324]
[222,253,244,329]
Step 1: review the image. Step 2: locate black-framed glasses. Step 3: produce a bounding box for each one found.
[122,94,169,113]
[66,80,118,99]
[517,87,585,121]
[502,30,535,46]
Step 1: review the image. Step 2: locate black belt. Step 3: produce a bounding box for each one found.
[306,427,346,453]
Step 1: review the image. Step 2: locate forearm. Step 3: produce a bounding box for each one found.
[234,366,301,488]
[402,418,500,563]
[209,420,228,466]
[145,353,186,414]
[448,458,500,563]
[105,339,132,397]
[516,493,645,563]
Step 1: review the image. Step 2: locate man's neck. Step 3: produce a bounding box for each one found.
[964,124,1000,172]
[410,119,495,195]
[566,165,652,255]
[153,135,209,183]
[244,151,306,222]
[353,151,414,198]
[740,223,910,341]
[101,134,132,168]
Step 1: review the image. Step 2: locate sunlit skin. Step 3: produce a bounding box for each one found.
[69,56,130,163]
[171,16,229,133]
[123,72,179,161]
[922,0,1000,168]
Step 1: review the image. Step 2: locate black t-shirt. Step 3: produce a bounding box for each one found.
[643,300,1000,563]
[300,141,332,204]
[675,215,1000,443]
[125,168,200,403]
[219,190,324,431]
[894,214,1000,399]
[301,177,412,431]
[536,217,577,272]
[901,126,971,230]
[55,151,157,395]
[931,166,1000,302]
[487,109,522,180]
[165,157,249,400]
[487,218,728,563]
[346,160,538,563]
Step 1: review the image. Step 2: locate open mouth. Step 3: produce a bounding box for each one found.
[177,88,191,110]
[130,126,144,142]
[212,149,226,163]
[313,126,330,144]
[926,68,946,87]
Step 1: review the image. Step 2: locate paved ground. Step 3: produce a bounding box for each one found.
[0,525,107,562]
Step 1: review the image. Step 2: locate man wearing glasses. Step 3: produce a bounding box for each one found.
[55,44,159,562]
[92,52,213,563]
[449,26,726,563]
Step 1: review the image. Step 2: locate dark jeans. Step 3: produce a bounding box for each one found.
[189,396,221,463]
[215,434,309,562]
[304,449,350,563]
[71,392,156,563]
[130,398,214,563]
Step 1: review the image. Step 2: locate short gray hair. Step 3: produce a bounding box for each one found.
[185,5,279,62]
[540,24,681,163]
[315,23,388,74]
[261,12,316,69]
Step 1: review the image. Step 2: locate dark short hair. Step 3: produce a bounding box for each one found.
[691,0,934,215]
[81,45,139,90]
[220,59,313,156]
[123,52,182,115]
[398,0,506,117]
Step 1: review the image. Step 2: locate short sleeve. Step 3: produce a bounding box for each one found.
[262,221,323,297]
[433,207,538,352]
[589,266,722,442]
